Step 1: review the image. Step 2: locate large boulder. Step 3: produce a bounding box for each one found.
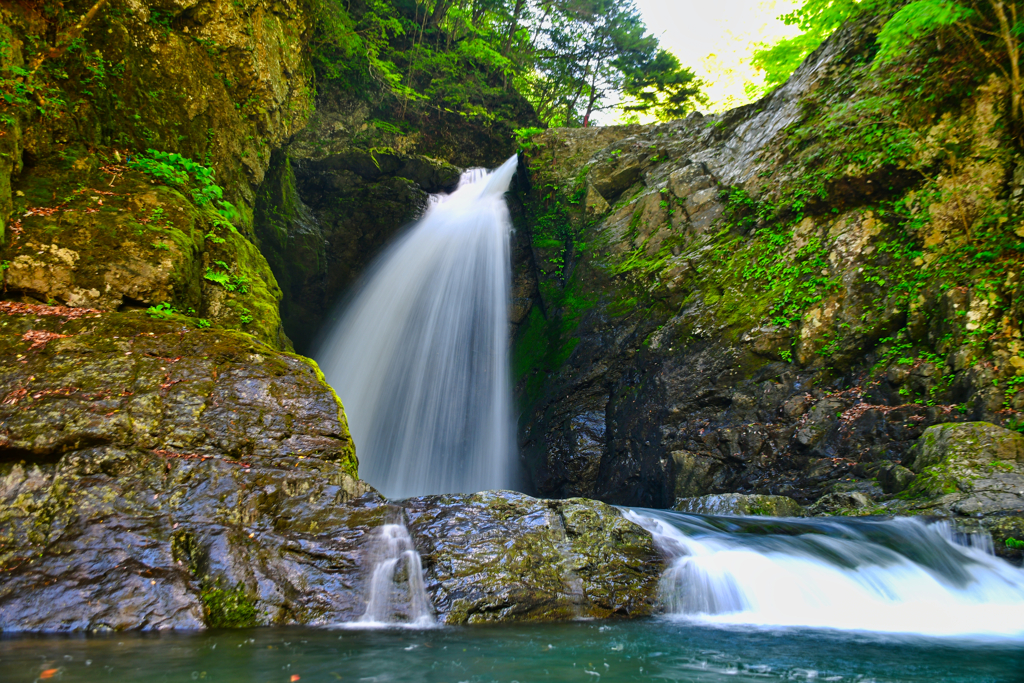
[405,491,663,624]
[0,305,366,631]
[904,422,1024,516]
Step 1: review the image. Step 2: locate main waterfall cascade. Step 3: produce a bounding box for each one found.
[626,510,1024,638]
[317,156,520,500]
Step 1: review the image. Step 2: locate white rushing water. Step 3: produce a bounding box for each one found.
[627,510,1024,639]
[341,521,435,629]
[317,156,519,499]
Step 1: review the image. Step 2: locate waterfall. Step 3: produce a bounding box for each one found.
[317,156,519,499]
[627,510,1024,638]
[340,518,435,629]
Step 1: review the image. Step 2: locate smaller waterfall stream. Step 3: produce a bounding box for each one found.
[342,518,435,629]
[627,510,1024,638]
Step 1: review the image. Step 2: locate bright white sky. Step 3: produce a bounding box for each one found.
[606,0,802,120]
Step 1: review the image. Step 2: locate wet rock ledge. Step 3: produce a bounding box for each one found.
[0,305,661,631]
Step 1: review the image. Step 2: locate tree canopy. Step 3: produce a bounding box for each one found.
[308,0,704,128]
[751,0,1024,128]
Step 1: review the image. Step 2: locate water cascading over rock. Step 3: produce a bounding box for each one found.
[348,516,435,628]
[317,156,519,499]
[627,510,1024,638]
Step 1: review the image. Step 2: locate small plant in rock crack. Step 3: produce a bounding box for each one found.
[146,302,176,319]
[204,261,250,293]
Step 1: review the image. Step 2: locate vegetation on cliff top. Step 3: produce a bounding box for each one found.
[308,0,704,129]
[754,0,1024,128]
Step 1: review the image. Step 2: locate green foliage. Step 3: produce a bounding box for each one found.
[720,189,841,327]
[130,150,239,223]
[520,0,705,125]
[204,262,250,293]
[750,32,829,95]
[751,0,894,95]
[1007,537,1024,549]
[620,49,706,120]
[146,302,177,320]
[203,268,232,289]
[514,127,545,152]
[875,0,971,65]
[307,0,418,99]
[874,1,1024,124]
[304,0,701,129]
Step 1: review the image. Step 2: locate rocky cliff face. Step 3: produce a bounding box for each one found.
[513,16,1024,547]
[0,0,663,633]
[0,0,314,228]
[0,0,318,347]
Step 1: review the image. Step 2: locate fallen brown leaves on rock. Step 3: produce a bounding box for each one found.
[21,330,69,351]
[0,301,100,320]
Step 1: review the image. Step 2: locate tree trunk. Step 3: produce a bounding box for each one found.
[582,59,602,127]
[429,0,452,28]
[503,0,527,55]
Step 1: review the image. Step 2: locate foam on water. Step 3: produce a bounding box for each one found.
[316,156,518,499]
[627,510,1024,639]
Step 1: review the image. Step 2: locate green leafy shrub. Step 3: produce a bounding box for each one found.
[129,149,239,222]
[204,261,250,293]
[514,127,545,152]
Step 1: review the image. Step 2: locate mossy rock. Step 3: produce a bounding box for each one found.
[1,153,290,349]
[404,491,663,625]
[0,301,375,631]
[674,493,806,517]
[908,422,1024,473]
[0,306,354,472]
